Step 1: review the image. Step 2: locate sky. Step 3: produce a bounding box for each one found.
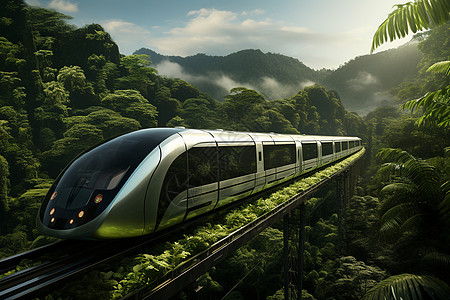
[24,0,414,70]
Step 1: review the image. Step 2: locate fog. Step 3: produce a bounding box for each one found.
[155,60,314,101]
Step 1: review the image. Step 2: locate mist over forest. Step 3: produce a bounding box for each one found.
[136,42,423,116]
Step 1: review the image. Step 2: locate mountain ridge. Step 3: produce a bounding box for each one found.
[135,44,422,115]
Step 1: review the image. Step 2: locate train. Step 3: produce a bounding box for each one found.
[37,128,362,239]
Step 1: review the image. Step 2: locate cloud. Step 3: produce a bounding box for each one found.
[48,0,78,13]
[100,7,395,69]
[155,60,191,80]
[102,20,152,55]
[155,60,256,96]
[24,0,43,7]
[347,71,379,91]
[260,77,315,99]
[155,60,314,101]
[149,8,321,59]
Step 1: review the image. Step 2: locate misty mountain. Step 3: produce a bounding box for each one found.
[135,44,422,115]
[322,42,422,115]
[134,48,326,101]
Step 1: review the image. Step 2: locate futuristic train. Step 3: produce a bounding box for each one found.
[37,128,362,239]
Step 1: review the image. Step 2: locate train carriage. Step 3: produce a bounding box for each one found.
[37,128,362,239]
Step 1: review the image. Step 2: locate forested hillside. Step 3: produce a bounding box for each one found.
[136,43,422,115]
[323,42,422,115]
[135,48,326,101]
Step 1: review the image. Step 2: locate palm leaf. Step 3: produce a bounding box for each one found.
[364,273,450,300]
[380,202,422,236]
[427,60,450,76]
[402,84,450,128]
[422,251,450,270]
[438,180,450,221]
[377,148,441,196]
[371,0,450,52]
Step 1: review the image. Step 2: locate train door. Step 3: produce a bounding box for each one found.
[254,142,265,192]
[263,141,277,187]
[296,140,302,174]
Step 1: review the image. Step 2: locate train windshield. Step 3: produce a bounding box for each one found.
[52,128,181,209]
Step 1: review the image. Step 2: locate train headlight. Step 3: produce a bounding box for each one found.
[94,194,103,204]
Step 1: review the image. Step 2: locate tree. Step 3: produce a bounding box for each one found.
[115,54,157,99]
[57,65,97,108]
[368,2,450,296]
[221,87,266,131]
[371,0,450,128]
[373,148,450,289]
[101,89,158,128]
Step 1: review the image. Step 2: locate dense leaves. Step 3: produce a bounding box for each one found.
[371,0,450,53]
[364,273,450,300]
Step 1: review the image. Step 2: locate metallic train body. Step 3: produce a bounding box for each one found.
[37,128,362,239]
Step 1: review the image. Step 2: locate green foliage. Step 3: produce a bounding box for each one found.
[101,89,157,127]
[316,256,386,300]
[115,54,156,99]
[427,60,450,76]
[402,82,450,127]
[371,0,450,53]
[376,148,444,236]
[364,273,450,300]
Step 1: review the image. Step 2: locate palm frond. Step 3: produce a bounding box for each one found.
[444,147,450,157]
[438,180,450,221]
[402,84,450,128]
[380,202,421,236]
[400,213,423,233]
[422,251,450,270]
[371,0,450,52]
[377,148,441,196]
[427,60,450,76]
[364,273,450,300]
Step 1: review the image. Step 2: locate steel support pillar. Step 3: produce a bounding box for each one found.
[283,203,306,300]
[336,169,351,257]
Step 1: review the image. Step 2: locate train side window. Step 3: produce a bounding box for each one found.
[188,147,218,187]
[334,142,341,153]
[322,142,333,156]
[342,141,349,151]
[219,146,256,180]
[263,144,295,170]
[302,142,318,160]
